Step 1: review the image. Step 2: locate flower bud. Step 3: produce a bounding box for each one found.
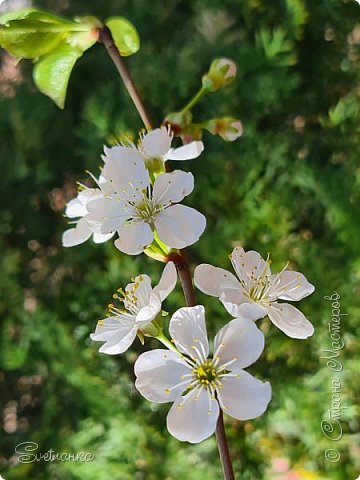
[164,111,193,135]
[205,117,243,141]
[202,58,237,92]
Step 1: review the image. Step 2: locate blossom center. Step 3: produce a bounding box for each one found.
[194,360,217,386]
[123,187,167,227]
[135,194,158,222]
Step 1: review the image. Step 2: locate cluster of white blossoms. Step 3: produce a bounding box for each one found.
[86,252,314,443]
[63,127,206,254]
[63,123,315,444]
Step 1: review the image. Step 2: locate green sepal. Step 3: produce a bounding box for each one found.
[137,330,145,345]
[105,17,140,56]
[141,321,162,338]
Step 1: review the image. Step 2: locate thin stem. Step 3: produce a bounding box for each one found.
[98,32,235,480]
[98,26,153,130]
[180,87,206,113]
[156,332,178,353]
[215,411,236,480]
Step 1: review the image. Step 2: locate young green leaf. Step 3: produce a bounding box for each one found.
[0,9,90,59]
[0,8,75,26]
[33,43,84,109]
[105,17,140,56]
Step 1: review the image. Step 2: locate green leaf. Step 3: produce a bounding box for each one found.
[0,8,74,26]
[33,43,84,109]
[0,9,91,59]
[105,17,140,56]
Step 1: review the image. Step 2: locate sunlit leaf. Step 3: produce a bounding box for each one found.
[33,43,84,109]
[0,9,91,59]
[105,17,140,56]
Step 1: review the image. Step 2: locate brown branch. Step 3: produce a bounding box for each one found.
[168,250,197,307]
[215,411,236,480]
[98,26,153,130]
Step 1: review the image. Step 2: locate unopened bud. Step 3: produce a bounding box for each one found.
[202,58,237,92]
[205,117,243,141]
[164,111,193,135]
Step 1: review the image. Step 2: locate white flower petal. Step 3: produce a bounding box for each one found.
[166,387,219,443]
[152,171,194,205]
[231,247,271,284]
[98,327,138,355]
[155,204,206,249]
[93,231,115,244]
[214,317,265,370]
[102,147,149,194]
[217,370,271,421]
[269,270,315,301]
[65,197,88,218]
[62,217,92,247]
[103,144,138,163]
[219,290,268,320]
[194,264,241,297]
[90,316,138,355]
[115,222,154,255]
[125,274,152,309]
[136,293,161,325]
[87,197,128,234]
[153,261,177,301]
[141,127,172,157]
[169,306,209,362]
[90,315,135,341]
[165,141,204,161]
[267,303,314,339]
[134,349,191,403]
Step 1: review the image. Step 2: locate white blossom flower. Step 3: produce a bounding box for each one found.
[194,247,315,339]
[86,148,206,255]
[90,262,177,355]
[102,126,204,167]
[134,305,271,443]
[138,126,204,162]
[62,180,114,247]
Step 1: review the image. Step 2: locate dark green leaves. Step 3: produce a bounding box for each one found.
[0,10,140,108]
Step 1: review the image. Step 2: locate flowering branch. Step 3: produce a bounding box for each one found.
[1,8,317,480]
[96,27,237,480]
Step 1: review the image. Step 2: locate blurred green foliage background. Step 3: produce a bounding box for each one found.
[1,0,360,479]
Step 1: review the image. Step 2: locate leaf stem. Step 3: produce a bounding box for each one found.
[98,25,153,130]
